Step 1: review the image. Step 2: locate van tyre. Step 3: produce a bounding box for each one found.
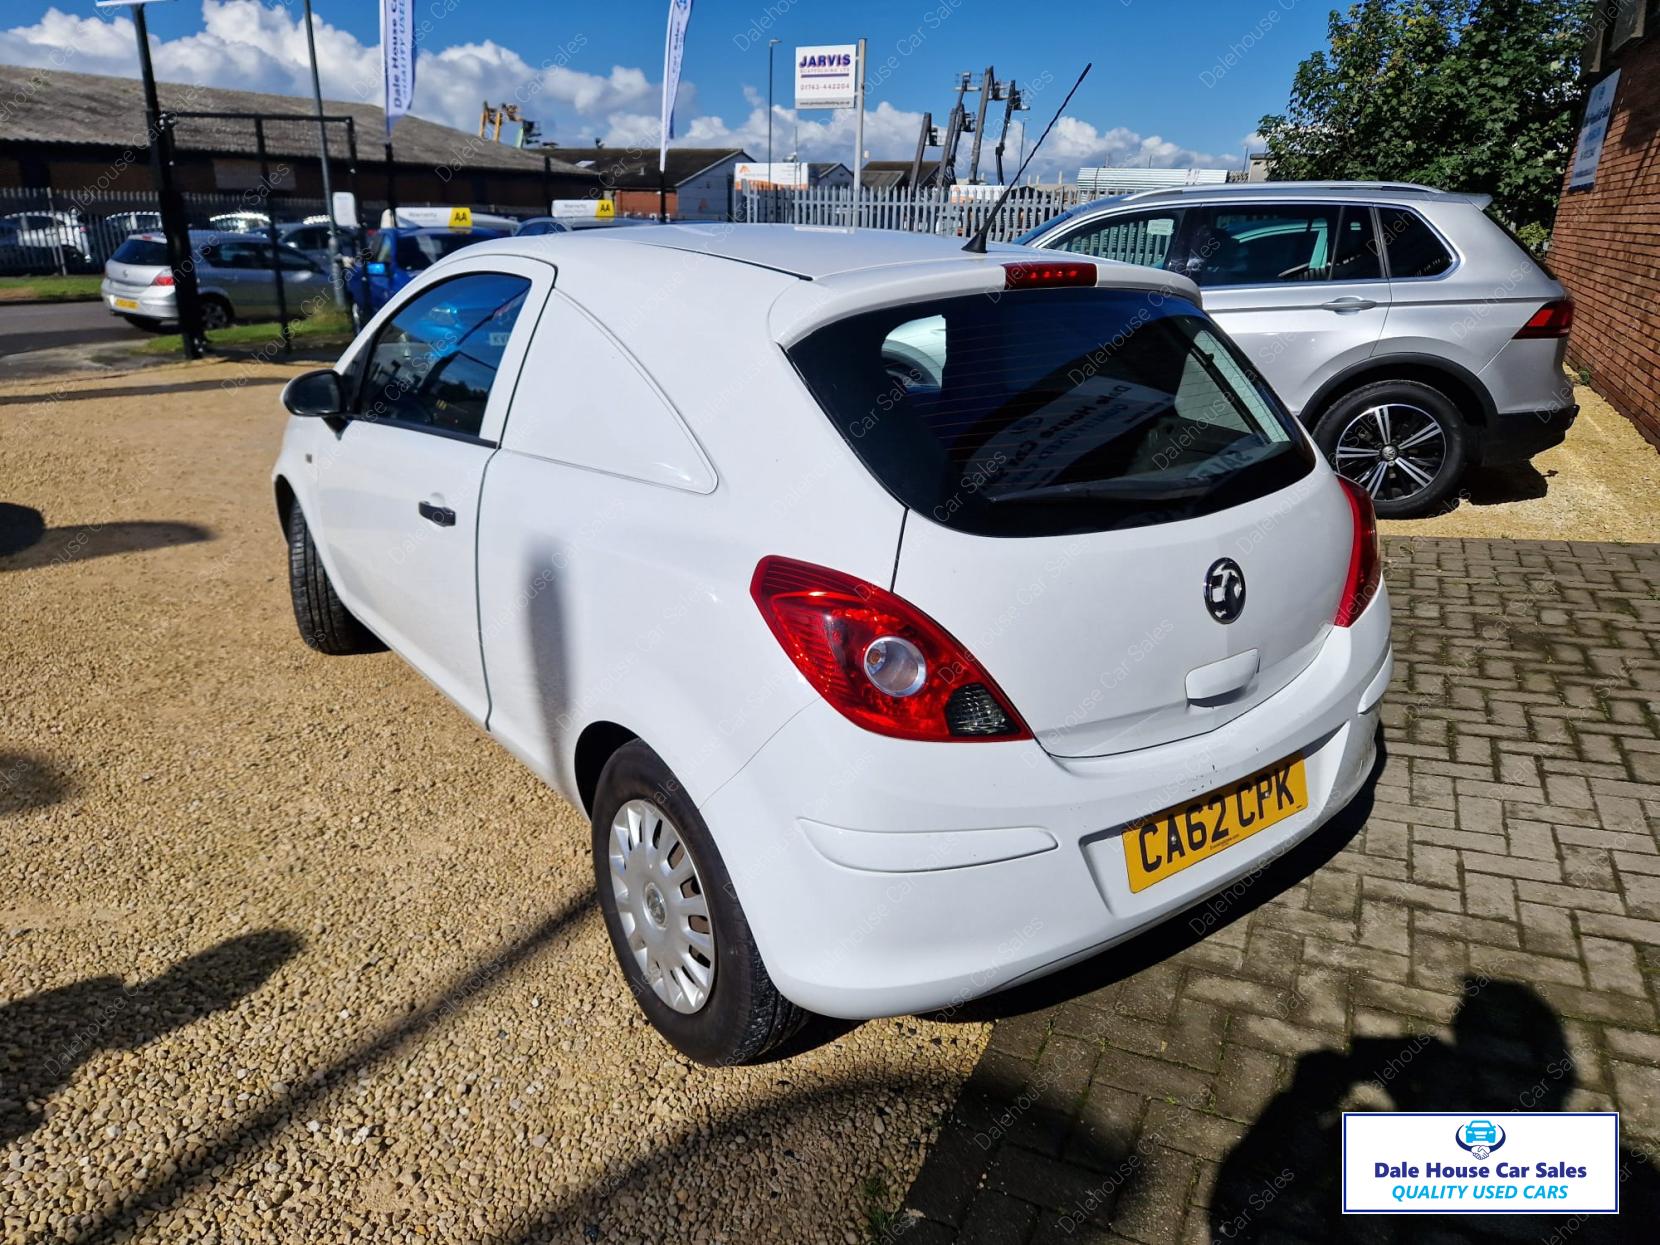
[1312,379,1467,519]
[285,504,383,655]
[592,740,807,1065]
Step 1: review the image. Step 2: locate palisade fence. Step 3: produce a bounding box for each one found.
[739,184,1093,241]
[0,188,547,277]
[0,188,315,276]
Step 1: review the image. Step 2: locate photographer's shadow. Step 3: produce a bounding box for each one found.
[1210,979,1660,1242]
[0,930,301,1145]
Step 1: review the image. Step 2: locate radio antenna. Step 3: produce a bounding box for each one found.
[963,62,1091,254]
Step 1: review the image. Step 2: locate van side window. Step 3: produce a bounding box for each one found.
[358,273,531,439]
[1052,209,1184,269]
[1378,207,1455,278]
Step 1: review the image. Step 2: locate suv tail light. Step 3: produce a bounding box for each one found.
[1514,298,1573,339]
[150,272,175,287]
[750,556,1032,742]
[1334,480,1381,627]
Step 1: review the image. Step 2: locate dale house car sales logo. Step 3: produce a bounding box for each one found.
[1341,1112,1618,1214]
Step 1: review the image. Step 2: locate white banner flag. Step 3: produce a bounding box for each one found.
[659,0,693,173]
[381,0,416,139]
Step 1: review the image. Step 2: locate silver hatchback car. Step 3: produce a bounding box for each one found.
[1020,182,1576,517]
[101,230,326,333]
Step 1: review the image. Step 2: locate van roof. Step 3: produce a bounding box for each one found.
[484,222,1199,290]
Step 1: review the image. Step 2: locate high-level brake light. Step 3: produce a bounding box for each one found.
[1002,261,1098,290]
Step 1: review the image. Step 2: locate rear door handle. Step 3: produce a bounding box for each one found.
[1322,296,1379,313]
[417,500,456,528]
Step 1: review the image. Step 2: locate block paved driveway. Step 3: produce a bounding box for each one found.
[900,537,1660,1244]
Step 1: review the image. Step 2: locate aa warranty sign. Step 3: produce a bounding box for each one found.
[1343,1113,1620,1213]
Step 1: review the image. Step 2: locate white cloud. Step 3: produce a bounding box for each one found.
[0,2,1233,179]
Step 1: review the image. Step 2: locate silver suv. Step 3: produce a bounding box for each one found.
[1019,182,1576,517]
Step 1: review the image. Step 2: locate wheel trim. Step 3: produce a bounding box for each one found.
[608,798,715,1015]
[201,302,230,330]
[1333,402,1447,503]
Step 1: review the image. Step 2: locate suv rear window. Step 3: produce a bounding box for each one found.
[110,238,170,266]
[788,289,1313,537]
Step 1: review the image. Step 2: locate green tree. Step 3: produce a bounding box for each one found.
[1259,0,1590,244]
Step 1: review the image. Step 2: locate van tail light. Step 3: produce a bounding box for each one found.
[1514,298,1573,339]
[750,556,1032,742]
[1002,260,1098,290]
[1334,480,1381,627]
[150,272,175,287]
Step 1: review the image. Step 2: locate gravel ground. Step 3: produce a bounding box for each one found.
[1377,381,1660,542]
[0,360,985,1244]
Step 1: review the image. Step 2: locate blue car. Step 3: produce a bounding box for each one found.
[1464,1120,1498,1143]
[346,226,507,323]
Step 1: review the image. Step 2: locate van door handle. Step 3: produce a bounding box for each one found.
[1322,296,1378,313]
[417,501,456,528]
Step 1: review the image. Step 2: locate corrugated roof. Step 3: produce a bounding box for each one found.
[861,160,941,189]
[0,65,599,178]
[538,147,750,189]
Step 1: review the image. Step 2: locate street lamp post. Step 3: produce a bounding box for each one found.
[96,0,204,358]
[302,0,345,308]
[767,38,780,173]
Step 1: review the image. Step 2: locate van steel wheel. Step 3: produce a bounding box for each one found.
[607,798,716,1014]
[1313,379,1467,519]
[591,741,807,1064]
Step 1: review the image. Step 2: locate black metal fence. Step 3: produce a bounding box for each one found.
[0,188,334,276]
[0,186,561,277]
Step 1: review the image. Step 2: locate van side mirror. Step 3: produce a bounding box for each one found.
[282,369,344,418]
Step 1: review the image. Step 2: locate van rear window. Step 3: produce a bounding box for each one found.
[786,289,1313,536]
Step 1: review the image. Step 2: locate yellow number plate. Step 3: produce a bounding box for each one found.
[113,297,139,310]
[1122,755,1308,893]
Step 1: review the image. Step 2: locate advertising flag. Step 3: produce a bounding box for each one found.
[381,0,416,138]
[660,0,693,173]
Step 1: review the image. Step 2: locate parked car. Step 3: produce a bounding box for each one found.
[272,225,1392,1064]
[1019,182,1577,517]
[275,221,363,271]
[512,216,570,237]
[208,211,271,234]
[343,225,507,322]
[101,230,326,331]
[0,210,95,268]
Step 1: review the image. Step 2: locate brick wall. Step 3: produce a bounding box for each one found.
[1550,36,1660,448]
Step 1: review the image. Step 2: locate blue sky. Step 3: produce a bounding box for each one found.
[1,1,1335,177]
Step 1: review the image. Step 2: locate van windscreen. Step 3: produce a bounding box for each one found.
[786,288,1314,536]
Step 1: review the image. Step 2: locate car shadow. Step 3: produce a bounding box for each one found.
[490,1069,1149,1243]
[58,896,594,1244]
[0,751,75,815]
[1209,978,1660,1242]
[927,733,1385,1025]
[1460,462,1552,506]
[0,503,211,570]
[0,930,303,1146]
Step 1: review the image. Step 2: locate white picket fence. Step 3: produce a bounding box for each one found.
[740,184,1099,243]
